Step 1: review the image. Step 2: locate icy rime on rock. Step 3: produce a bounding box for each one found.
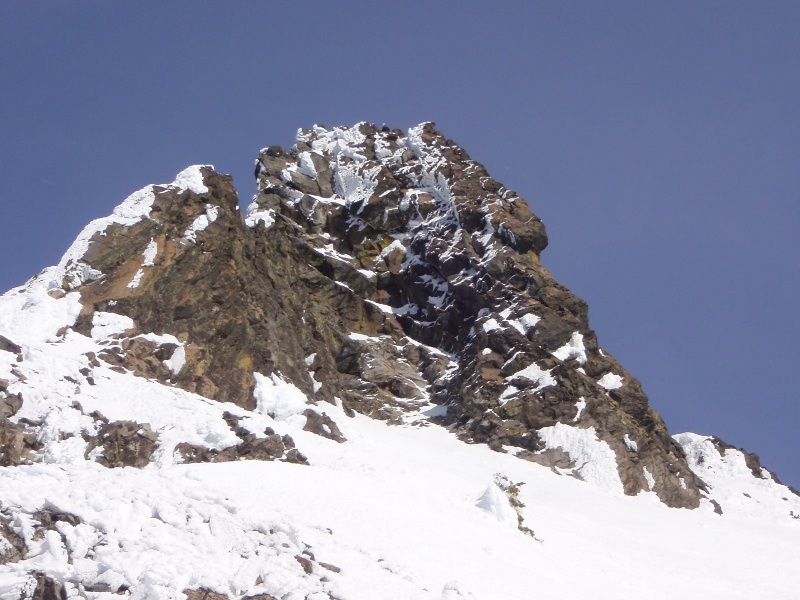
[9,124,712,507]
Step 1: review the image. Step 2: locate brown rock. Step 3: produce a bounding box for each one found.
[0,418,38,467]
[87,421,158,468]
[0,335,22,357]
[57,125,717,508]
[183,590,230,600]
[0,512,25,564]
[0,391,23,418]
[303,409,346,443]
[30,573,67,600]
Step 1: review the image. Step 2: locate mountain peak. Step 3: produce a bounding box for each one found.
[1,124,798,599]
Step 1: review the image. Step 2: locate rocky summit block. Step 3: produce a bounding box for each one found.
[55,123,710,507]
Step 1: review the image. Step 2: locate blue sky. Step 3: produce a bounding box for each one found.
[2,2,798,488]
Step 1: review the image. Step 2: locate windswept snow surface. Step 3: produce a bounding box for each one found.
[2,208,800,597]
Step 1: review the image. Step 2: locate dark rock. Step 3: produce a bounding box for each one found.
[0,391,23,418]
[284,448,309,465]
[295,554,313,574]
[31,509,82,532]
[184,590,230,600]
[235,434,286,460]
[318,561,341,573]
[0,418,39,466]
[183,590,280,600]
[0,335,22,357]
[303,409,346,442]
[30,573,67,600]
[175,420,309,465]
[710,499,723,515]
[0,512,25,564]
[710,436,796,492]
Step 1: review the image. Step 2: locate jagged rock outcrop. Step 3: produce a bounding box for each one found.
[245,122,706,507]
[707,436,789,486]
[674,431,799,515]
[35,122,717,507]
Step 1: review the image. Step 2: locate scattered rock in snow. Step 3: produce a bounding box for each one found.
[302,409,346,443]
[0,418,39,467]
[0,335,22,358]
[85,420,158,468]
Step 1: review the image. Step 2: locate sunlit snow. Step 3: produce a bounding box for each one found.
[597,372,624,390]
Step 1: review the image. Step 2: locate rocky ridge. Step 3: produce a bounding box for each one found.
[1,122,798,599]
[2,122,792,506]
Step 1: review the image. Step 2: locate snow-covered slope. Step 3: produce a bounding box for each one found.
[1,322,799,599]
[1,127,799,599]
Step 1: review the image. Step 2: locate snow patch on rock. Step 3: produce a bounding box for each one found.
[508,361,556,392]
[552,332,587,365]
[674,432,800,519]
[597,372,624,390]
[253,372,309,423]
[60,166,212,272]
[537,423,624,494]
[91,312,135,340]
[184,204,219,243]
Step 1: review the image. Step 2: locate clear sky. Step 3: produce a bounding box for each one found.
[2,2,798,489]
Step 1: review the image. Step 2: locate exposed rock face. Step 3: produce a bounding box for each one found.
[247,122,706,507]
[45,122,710,506]
[674,431,799,515]
[1,129,799,598]
[0,337,24,420]
[0,335,22,357]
